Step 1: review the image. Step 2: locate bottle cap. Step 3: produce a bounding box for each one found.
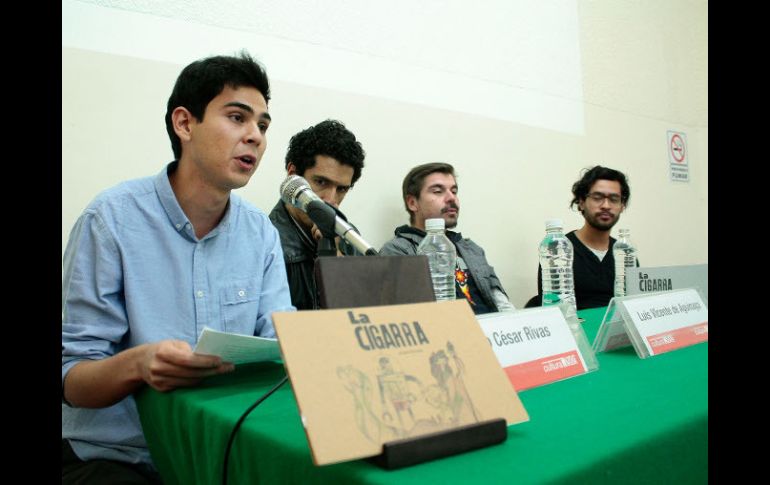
[545,218,563,230]
[425,218,446,231]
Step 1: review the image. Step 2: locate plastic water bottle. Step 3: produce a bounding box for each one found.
[417,218,457,301]
[539,219,577,316]
[613,228,638,297]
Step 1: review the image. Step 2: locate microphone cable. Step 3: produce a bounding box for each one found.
[222,374,289,485]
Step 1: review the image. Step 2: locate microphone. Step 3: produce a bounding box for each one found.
[280,175,378,256]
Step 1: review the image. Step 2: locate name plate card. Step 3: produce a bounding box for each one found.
[477,306,597,391]
[593,288,708,358]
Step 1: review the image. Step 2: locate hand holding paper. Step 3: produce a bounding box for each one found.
[194,327,281,365]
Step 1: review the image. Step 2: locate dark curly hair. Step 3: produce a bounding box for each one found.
[164,51,270,160]
[570,165,630,213]
[285,120,365,185]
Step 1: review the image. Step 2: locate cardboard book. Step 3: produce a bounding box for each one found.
[273,300,529,465]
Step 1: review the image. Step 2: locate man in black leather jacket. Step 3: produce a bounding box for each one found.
[269,120,366,310]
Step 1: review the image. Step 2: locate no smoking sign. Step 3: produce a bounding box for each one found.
[667,130,689,182]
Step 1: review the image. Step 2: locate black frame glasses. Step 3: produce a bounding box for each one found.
[586,192,622,205]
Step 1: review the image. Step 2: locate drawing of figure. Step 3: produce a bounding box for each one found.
[337,365,386,442]
[420,382,451,425]
[446,341,480,422]
[429,342,480,425]
[376,357,421,433]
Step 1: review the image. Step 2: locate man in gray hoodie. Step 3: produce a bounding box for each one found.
[380,162,514,314]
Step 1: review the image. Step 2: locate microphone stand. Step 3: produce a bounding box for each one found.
[305,199,338,257]
[317,237,337,257]
[304,199,377,257]
[329,205,379,256]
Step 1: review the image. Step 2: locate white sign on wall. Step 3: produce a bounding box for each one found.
[668,130,689,182]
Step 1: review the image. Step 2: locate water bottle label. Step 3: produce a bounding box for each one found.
[542,293,560,306]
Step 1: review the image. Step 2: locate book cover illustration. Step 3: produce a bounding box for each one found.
[273,300,529,465]
[337,340,480,444]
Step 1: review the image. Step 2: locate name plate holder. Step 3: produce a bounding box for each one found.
[593,288,708,358]
[369,418,507,469]
[477,303,599,391]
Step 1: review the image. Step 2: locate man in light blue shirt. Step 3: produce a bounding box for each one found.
[62,52,294,484]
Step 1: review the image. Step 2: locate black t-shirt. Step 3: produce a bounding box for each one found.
[566,231,617,309]
[454,254,493,314]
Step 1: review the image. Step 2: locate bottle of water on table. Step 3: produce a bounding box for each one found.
[417,218,457,301]
[613,228,638,297]
[539,218,577,316]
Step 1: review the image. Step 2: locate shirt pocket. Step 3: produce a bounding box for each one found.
[220,281,261,334]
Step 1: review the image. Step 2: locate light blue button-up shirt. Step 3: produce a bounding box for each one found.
[62,162,294,466]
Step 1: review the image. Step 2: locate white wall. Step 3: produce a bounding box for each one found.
[62,0,708,308]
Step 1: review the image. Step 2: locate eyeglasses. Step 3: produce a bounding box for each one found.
[586,192,623,205]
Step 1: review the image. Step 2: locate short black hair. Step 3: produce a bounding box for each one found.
[570,165,631,212]
[285,119,365,184]
[401,162,456,224]
[164,51,270,160]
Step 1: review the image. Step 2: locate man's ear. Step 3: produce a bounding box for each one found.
[171,107,195,143]
[406,194,419,213]
[287,162,298,176]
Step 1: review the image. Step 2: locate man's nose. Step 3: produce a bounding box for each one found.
[245,122,263,146]
[319,189,338,207]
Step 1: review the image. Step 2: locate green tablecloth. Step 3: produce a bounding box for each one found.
[136,307,708,484]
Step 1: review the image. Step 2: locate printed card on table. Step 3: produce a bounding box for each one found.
[477,306,590,391]
[273,300,529,466]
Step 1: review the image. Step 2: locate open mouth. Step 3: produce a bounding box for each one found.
[237,155,256,168]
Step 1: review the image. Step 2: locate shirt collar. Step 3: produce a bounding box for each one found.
[397,224,463,242]
[153,161,236,240]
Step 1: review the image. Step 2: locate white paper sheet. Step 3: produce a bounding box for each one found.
[194,327,281,365]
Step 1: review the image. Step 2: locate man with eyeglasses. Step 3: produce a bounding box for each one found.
[534,165,633,310]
